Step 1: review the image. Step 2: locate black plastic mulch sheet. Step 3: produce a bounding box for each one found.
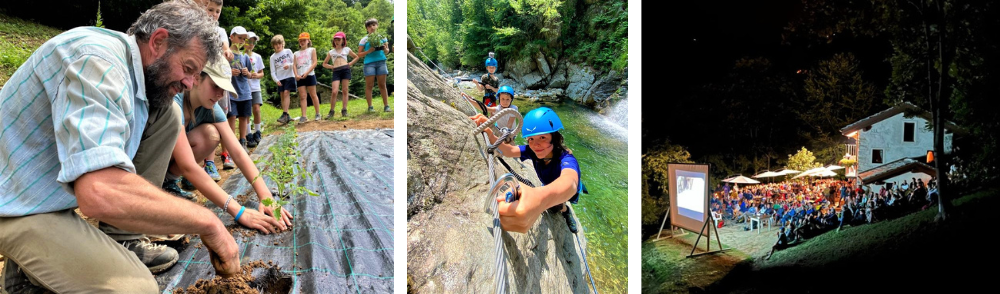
[156,130,394,293]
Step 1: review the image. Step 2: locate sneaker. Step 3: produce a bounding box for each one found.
[204,161,222,181]
[325,111,335,120]
[222,154,235,170]
[239,138,248,153]
[254,130,262,142]
[2,259,47,294]
[247,135,258,148]
[163,179,196,201]
[298,116,307,123]
[119,238,179,274]
[367,106,374,112]
[179,176,196,191]
[562,206,579,234]
[315,114,321,121]
[342,109,348,117]
[277,112,291,124]
[384,105,391,112]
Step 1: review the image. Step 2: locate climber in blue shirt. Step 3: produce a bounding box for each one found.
[470,107,583,234]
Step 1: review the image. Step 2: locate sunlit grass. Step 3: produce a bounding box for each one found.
[255,94,394,136]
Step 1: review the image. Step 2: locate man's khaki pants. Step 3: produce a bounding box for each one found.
[0,103,181,293]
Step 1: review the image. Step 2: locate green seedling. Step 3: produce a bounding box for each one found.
[253,125,319,221]
[366,31,386,49]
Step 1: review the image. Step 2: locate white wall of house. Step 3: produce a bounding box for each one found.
[856,112,953,173]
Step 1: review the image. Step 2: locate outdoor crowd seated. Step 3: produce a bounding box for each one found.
[708,178,943,260]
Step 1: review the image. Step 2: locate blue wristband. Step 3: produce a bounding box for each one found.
[235,206,246,222]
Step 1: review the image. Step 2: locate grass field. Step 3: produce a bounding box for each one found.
[0,12,62,86]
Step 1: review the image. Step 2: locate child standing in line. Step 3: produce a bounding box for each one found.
[270,35,299,124]
[246,31,265,148]
[321,31,359,119]
[357,18,391,112]
[224,26,253,170]
[294,32,321,123]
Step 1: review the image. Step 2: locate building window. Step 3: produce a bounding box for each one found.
[904,122,915,142]
[872,149,884,164]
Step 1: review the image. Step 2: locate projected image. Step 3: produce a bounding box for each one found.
[676,171,707,221]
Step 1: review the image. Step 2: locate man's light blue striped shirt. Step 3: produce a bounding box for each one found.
[0,27,149,216]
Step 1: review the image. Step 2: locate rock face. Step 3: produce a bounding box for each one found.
[565,63,596,102]
[583,70,624,106]
[407,52,589,293]
[546,62,570,89]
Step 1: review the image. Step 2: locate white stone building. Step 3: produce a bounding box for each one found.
[840,102,961,186]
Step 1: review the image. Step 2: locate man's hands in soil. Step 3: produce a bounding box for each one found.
[203,225,240,278]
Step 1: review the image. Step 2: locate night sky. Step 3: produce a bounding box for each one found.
[642,0,893,157]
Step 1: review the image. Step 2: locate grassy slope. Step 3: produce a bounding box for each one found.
[0,12,63,86]
[644,188,1000,293]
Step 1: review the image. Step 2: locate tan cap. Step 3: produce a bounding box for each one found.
[202,52,237,95]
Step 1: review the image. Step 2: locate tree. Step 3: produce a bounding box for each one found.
[800,53,880,136]
[641,141,692,227]
[786,147,823,173]
[787,0,1000,220]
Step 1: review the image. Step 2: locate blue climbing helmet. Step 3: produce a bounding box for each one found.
[497,85,514,98]
[522,107,564,138]
[485,52,498,68]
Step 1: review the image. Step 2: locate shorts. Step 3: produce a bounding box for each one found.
[251,91,262,105]
[482,93,496,108]
[331,65,352,81]
[363,60,388,77]
[229,99,252,117]
[277,77,297,92]
[297,75,317,87]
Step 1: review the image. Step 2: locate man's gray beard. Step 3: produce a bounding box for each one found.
[144,54,184,110]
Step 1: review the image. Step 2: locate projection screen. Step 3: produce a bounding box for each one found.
[669,163,710,232]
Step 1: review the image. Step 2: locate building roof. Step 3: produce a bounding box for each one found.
[840,102,965,136]
[857,158,936,184]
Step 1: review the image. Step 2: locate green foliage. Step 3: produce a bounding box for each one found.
[219,0,394,101]
[0,13,63,85]
[94,1,104,28]
[641,141,693,226]
[786,147,823,173]
[254,125,318,221]
[409,0,626,71]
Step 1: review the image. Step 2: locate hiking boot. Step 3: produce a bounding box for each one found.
[277,112,291,124]
[314,114,321,121]
[384,105,391,112]
[163,179,196,201]
[2,259,48,294]
[254,130,262,142]
[298,116,307,123]
[119,238,178,274]
[222,154,235,170]
[325,111,335,120]
[367,106,374,112]
[204,160,222,181]
[179,176,196,191]
[562,206,578,234]
[341,109,348,117]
